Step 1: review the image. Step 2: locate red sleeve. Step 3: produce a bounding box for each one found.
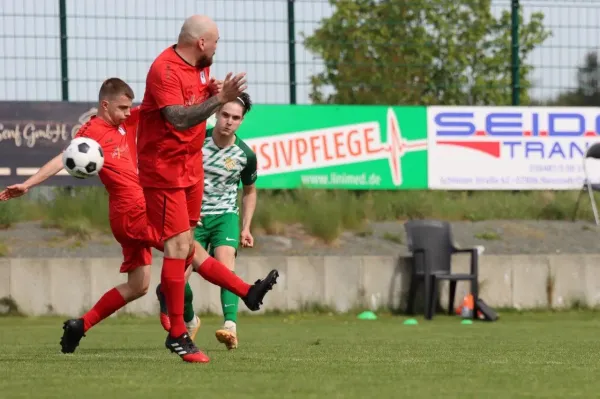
[74,120,94,139]
[123,107,140,167]
[124,106,140,132]
[148,62,184,109]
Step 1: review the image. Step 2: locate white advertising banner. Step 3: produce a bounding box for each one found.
[427,106,600,190]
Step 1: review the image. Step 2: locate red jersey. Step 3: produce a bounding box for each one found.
[122,106,140,168]
[137,45,211,188]
[75,113,144,214]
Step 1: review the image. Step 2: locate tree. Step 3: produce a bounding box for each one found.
[545,51,600,106]
[303,0,551,105]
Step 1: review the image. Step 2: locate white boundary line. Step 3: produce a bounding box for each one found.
[16,168,69,176]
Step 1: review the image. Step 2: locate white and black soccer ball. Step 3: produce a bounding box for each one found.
[62,137,105,179]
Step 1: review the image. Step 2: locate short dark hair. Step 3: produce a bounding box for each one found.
[234,92,252,115]
[98,78,134,102]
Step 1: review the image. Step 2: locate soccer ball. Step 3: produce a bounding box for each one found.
[62,137,104,179]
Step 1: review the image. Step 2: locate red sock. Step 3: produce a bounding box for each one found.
[185,247,195,267]
[162,257,187,337]
[196,257,251,297]
[82,288,126,332]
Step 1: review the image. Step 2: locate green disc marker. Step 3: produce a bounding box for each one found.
[357,311,377,320]
[461,319,473,325]
[403,318,418,325]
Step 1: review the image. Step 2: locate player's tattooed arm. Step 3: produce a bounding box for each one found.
[162,72,247,131]
[161,96,223,131]
[161,72,247,131]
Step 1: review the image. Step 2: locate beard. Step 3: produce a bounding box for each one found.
[196,54,213,69]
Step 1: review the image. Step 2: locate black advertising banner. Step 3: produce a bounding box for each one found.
[0,101,102,187]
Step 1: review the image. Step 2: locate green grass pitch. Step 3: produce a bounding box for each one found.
[1,312,600,398]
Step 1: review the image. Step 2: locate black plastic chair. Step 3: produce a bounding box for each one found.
[572,142,600,225]
[404,220,480,320]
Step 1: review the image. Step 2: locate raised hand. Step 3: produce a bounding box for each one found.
[209,77,223,95]
[217,72,247,103]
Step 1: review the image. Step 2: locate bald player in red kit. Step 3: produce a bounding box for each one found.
[0,78,277,359]
[137,15,278,363]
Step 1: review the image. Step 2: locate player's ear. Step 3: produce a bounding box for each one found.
[101,99,109,111]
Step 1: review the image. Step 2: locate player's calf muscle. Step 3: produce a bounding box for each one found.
[191,241,210,268]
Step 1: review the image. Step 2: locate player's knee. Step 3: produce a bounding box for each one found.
[129,279,149,299]
[164,232,192,258]
[214,246,236,270]
[138,280,150,297]
[124,265,151,300]
[127,275,150,299]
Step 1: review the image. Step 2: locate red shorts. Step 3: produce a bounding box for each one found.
[143,179,203,242]
[110,201,161,273]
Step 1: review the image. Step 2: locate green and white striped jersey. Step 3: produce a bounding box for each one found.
[200,128,257,217]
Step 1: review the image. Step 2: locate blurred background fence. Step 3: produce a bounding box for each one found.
[2,0,600,107]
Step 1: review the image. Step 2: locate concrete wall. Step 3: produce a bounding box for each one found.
[1,253,599,317]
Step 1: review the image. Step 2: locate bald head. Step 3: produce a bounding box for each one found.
[175,15,219,68]
[178,15,218,45]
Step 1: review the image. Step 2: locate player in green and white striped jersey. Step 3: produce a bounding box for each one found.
[189,92,257,349]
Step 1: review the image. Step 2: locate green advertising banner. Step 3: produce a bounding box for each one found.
[209,105,428,189]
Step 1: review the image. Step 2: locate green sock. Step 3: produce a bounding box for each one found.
[221,288,239,323]
[183,282,195,323]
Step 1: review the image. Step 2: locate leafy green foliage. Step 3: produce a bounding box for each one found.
[304,0,551,105]
[544,51,600,106]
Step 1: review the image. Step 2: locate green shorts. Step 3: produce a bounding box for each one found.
[194,213,240,256]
